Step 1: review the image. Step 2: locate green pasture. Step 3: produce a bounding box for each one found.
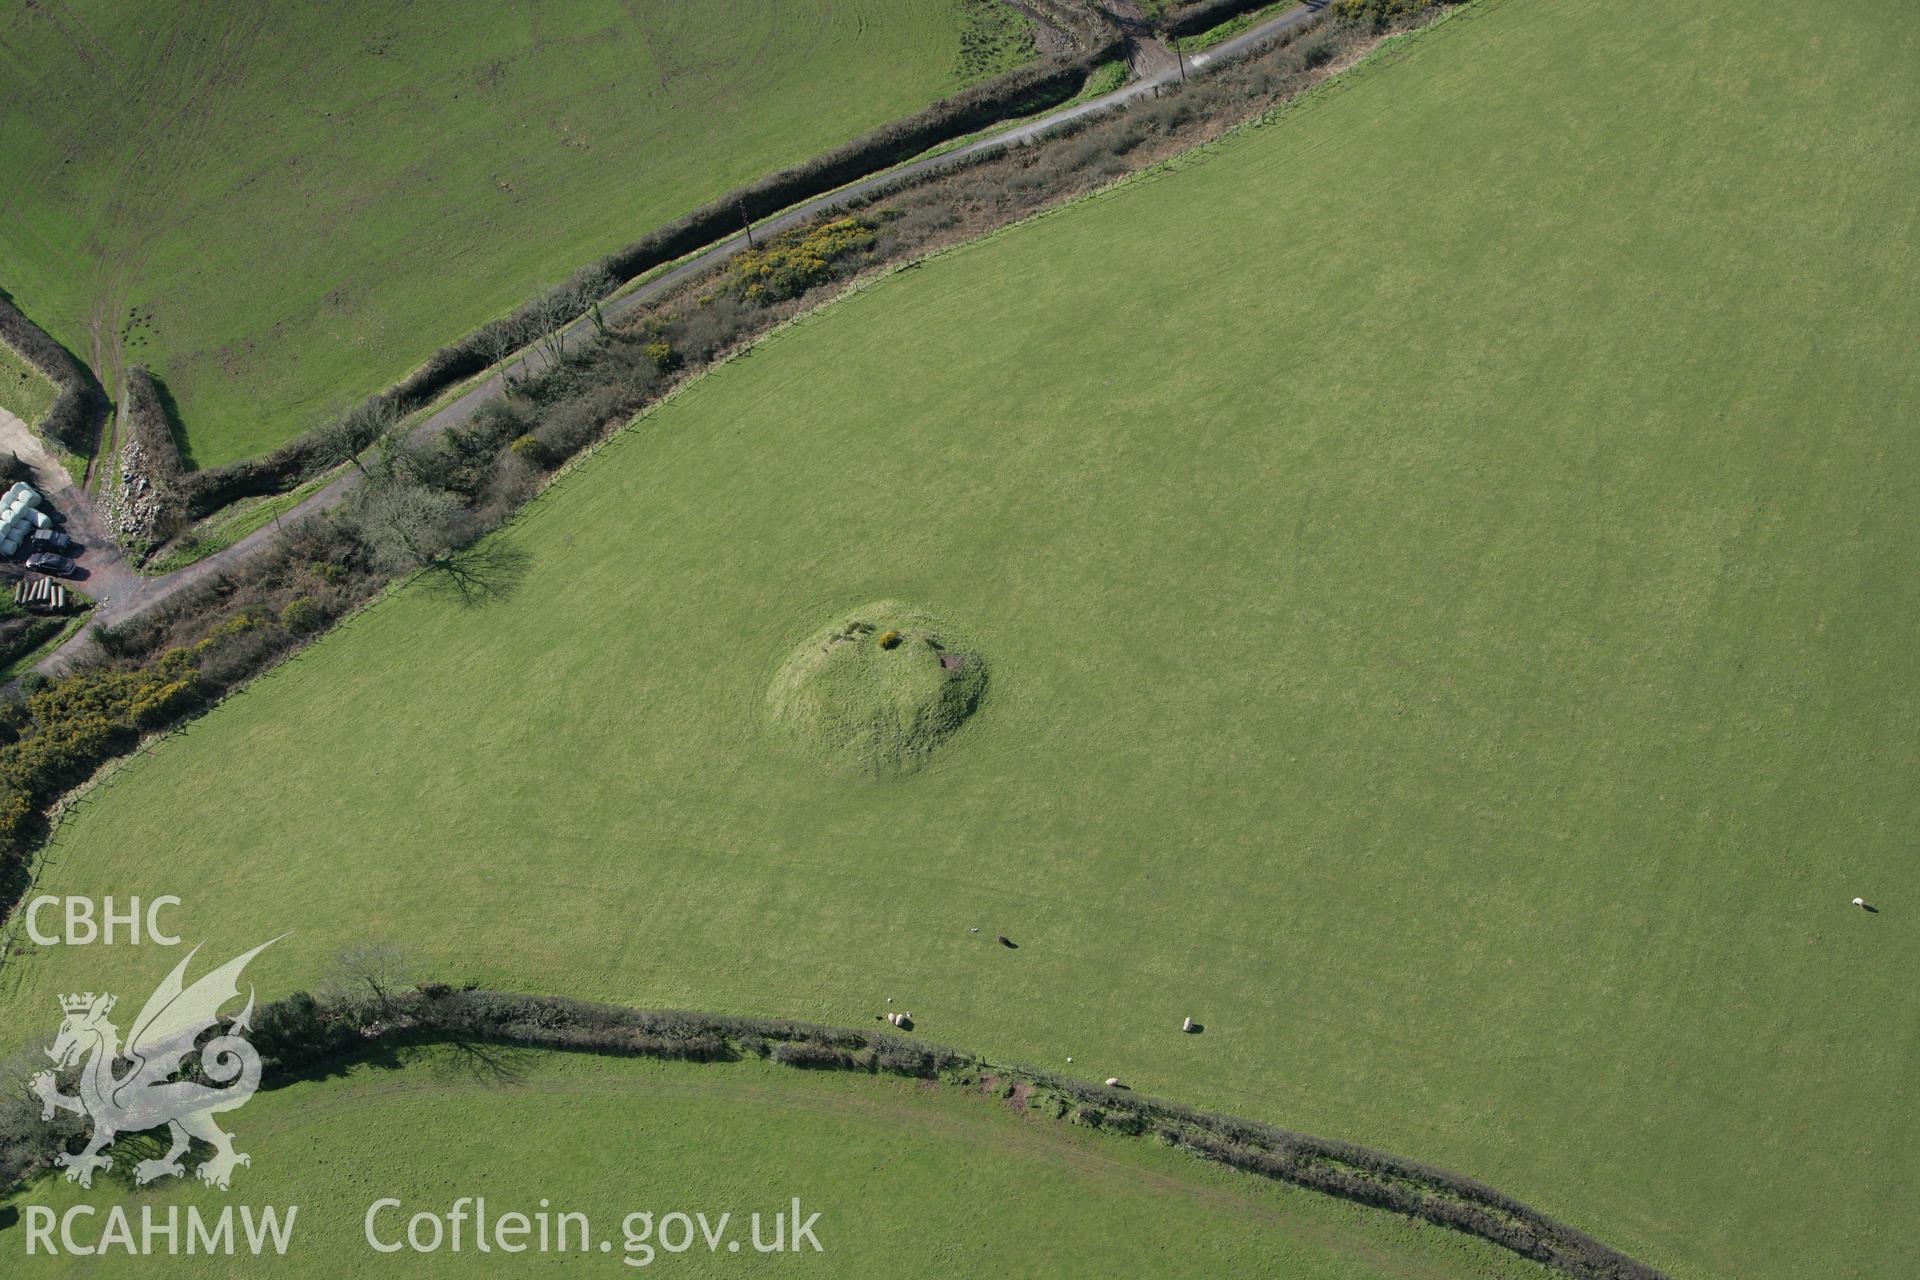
[2,1049,1532,1278]
[0,0,1029,468]
[0,342,55,428]
[3,2,1917,1278]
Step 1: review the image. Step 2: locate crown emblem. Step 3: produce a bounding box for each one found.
[60,992,114,1016]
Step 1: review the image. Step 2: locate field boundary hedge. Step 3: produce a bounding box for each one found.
[2,988,1665,1279]
[171,17,1125,520]
[103,368,188,546]
[0,0,1457,983]
[115,369,185,486]
[0,19,1652,1271]
[1159,0,1298,38]
[0,294,102,456]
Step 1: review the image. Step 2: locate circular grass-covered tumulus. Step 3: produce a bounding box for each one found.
[768,602,987,778]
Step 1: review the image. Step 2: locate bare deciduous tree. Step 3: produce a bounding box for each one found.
[352,479,458,575]
[326,942,417,1017]
[478,319,533,390]
[313,399,402,478]
[529,268,616,370]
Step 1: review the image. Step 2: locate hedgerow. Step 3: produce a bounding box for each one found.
[0,294,100,455]
[163,0,1434,527]
[0,16,1662,1269]
[1333,0,1458,28]
[116,368,185,486]
[0,516,381,908]
[174,395,403,520]
[0,659,202,862]
[167,22,1125,520]
[4,987,1663,1279]
[0,0,1431,936]
[0,610,66,677]
[1158,0,1292,39]
[104,367,187,546]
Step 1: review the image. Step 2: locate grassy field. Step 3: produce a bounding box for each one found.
[3,1,1917,1277]
[0,341,56,427]
[0,0,1030,468]
[2,1049,1535,1277]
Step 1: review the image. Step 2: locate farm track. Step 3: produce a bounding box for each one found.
[34,1,1332,672]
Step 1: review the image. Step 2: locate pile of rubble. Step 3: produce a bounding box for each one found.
[103,434,180,546]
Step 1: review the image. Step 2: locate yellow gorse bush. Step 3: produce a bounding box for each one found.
[730,217,879,303]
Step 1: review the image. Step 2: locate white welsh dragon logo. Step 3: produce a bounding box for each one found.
[29,938,281,1190]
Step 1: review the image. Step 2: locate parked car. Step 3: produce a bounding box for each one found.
[24,552,75,577]
[30,529,72,553]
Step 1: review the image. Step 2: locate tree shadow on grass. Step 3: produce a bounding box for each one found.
[434,1037,537,1087]
[423,539,532,608]
[260,1029,538,1097]
[0,1031,536,1215]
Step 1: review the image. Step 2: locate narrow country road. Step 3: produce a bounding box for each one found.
[34,1,1331,672]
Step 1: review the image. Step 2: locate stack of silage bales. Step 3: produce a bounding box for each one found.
[0,482,45,557]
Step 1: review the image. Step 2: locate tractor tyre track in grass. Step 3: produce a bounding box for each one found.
[28,1,1333,674]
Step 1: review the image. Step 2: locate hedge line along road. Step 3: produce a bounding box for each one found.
[32,1,1333,673]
